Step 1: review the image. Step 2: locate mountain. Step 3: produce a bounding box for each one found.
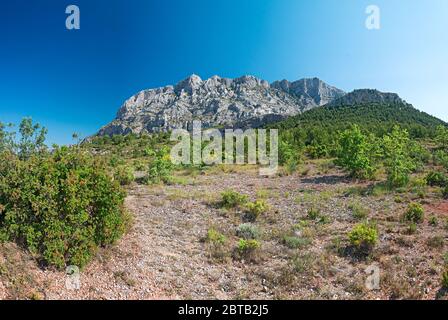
[270,89,446,137]
[271,77,346,108]
[327,89,405,107]
[97,75,345,136]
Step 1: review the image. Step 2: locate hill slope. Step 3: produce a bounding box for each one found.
[270,89,446,137]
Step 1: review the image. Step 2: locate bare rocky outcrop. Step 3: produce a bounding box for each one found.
[97,75,346,136]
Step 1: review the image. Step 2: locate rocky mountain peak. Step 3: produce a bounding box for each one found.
[174,74,203,94]
[272,77,346,107]
[96,74,346,136]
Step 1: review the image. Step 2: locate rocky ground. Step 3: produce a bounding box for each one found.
[1,164,447,300]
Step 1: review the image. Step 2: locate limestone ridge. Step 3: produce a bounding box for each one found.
[97,74,346,136]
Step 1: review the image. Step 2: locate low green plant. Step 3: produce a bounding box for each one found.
[443,186,448,199]
[282,235,311,249]
[221,190,248,209]
[406,222,417,235]
[307,207,321,220]
[404,202,425,223]
[348,223,378,253]
[244,199,269,221]
[442,269,448,289]
[114,165,135,186]
[235,239,261,262]
[206,228,226,245]
[429,216,438,227]
[426,171,447,187]
[236,223,260,240]
[237,239,260,255]
[205,228,228,261]
[348,201,368,220]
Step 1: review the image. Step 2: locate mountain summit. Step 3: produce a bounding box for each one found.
[97,75,346,136]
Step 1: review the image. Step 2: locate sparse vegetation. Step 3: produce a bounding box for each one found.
[114,165,135,185]
[348,223,378,253]
[244,199,269,222]
[404,202,425,224]
[348,201,368,220]
[236,223,260,240]
[235,239,261,261]
[220,190,248,209]
[442,269,448,289]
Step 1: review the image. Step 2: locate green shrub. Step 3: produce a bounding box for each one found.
[236,223,260,240]
[206,228,226,245]
[282,235,311,249]
[382,126,415,188]
[147,147,173,184]
[406,222,417,235]
[244,199,269,221]
[434,150,448,169]
[426,171,447,187]
[237,239,260,256]
[442,269,448,289]
[429,216,438,227]
[220,190,248,209]
[348,223,378,253]
[0,147,127,269]
[348,201,368,220]
[307,207,321,220]
[336,125,380,179]
[114,165,135,186]
[205,228,228,261]
[443,186,448,199]
[404,202,425,223]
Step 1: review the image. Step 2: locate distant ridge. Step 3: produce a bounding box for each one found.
[269,89,447,137]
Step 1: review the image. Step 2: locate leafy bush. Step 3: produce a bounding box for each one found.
[444,186,448,199]
[204,228,227,261]
[442,269,448,289]
[0,147,128,269]
[347,223,378,253]
[206,228,226,245]
[408,141,431,170]
[244,199,269,221]
[147,147,173,184]
[336,125,380,179]
[404,202,425,223]
[237,239,260,256]
[382,126,415,188]
[220,190,248,209]
[434,150,448,169]
[426,171,447,187]
[114,165,135,186]
[236,223,260,240]
[436,125,448,151]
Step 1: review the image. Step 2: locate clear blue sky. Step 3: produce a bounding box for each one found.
[1,0,447,145]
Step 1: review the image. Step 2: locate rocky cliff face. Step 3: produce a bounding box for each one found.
[97,75,346,136]
[271,77,346,109]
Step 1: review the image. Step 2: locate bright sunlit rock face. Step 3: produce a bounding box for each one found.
[97,75,346,136]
